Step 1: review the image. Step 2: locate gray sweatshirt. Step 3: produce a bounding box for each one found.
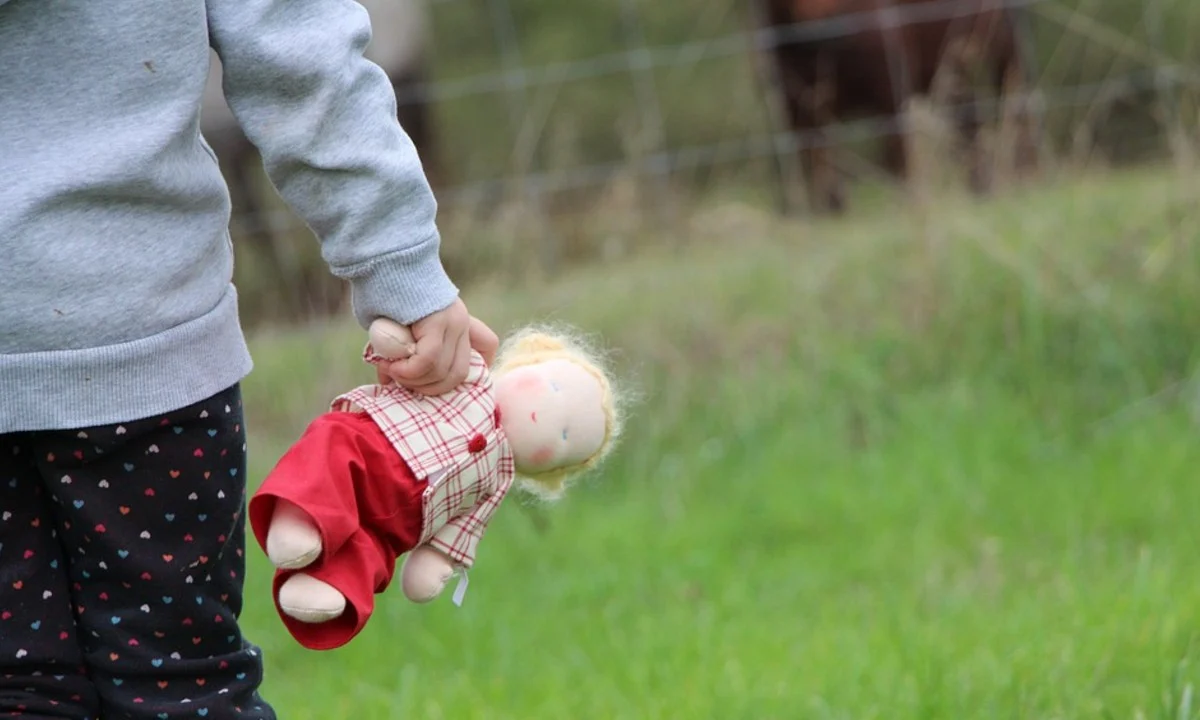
[0,0,459,433]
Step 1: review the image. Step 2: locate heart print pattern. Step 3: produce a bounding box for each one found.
[0,384,275,719]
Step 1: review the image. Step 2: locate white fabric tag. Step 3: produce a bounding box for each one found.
[451,568,469,607]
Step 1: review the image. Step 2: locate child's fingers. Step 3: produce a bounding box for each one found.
[413,330,470,396]
[468,316,499,367]
[403,328,469,395]
[376,300,478,394]
[383,333,457,393]
[396,332,450,386]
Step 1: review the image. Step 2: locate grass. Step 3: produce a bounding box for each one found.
[233,164,1200,718]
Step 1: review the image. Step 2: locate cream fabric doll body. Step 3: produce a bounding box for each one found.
[247,319,623,649]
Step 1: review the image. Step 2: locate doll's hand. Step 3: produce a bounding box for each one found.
[373,303,499,395]
[368,318,418,361]
[400,545,457,603]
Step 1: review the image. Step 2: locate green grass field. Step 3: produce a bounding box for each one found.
[233,165,1200,719]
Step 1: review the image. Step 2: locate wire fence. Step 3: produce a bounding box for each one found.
[403,0,1052,105]
[233,63,1198,235]
[214,0,1200,323]
[221,0,1199,236]
[438,66,1200,202]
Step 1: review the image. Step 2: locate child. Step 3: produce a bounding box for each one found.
[0,0,497,717]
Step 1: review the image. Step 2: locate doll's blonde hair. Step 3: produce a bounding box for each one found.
[492,324,625,501]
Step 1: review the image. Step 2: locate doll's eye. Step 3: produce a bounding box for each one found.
[550,381,561,392]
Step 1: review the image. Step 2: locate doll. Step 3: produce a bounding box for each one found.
[247,318,622,650]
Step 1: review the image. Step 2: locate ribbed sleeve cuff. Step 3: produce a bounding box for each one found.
[344,236,460,328]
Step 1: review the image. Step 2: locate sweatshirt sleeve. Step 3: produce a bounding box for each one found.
[205,0,458,327]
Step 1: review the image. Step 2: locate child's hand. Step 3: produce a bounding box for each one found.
[375,299,500,395]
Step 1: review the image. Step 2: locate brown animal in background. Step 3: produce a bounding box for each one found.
[757,0,1040,213]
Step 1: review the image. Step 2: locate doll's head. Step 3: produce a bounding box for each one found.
[491,326,624,500]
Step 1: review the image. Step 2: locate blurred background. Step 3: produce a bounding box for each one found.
[206,0,1200,717]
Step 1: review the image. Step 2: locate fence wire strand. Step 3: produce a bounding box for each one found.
[397,0,1072,108]
[228,61,1199,234]
[217,0,1200,236]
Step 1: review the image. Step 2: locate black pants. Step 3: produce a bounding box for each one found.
[0,384,275,719]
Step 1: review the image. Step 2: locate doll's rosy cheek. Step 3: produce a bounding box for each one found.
[529,446,556,466]
[515,374,545,393]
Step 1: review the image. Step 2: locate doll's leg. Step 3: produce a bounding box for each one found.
[248,411,421,571]
[272,492,430,650]
[271,526,397,651]
[264,499,322,569]
[276,573,346,622]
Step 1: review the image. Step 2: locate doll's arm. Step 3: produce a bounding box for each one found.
[366,318,416,361]
[365,318,425,387]
[399,545,457,604]
[400,483,508,604]
[427,481,507,571]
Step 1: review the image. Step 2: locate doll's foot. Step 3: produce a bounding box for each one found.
[277,573,346,623]
[265,500,323,569]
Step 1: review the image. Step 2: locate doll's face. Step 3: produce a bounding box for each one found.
[494,359,607,474]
